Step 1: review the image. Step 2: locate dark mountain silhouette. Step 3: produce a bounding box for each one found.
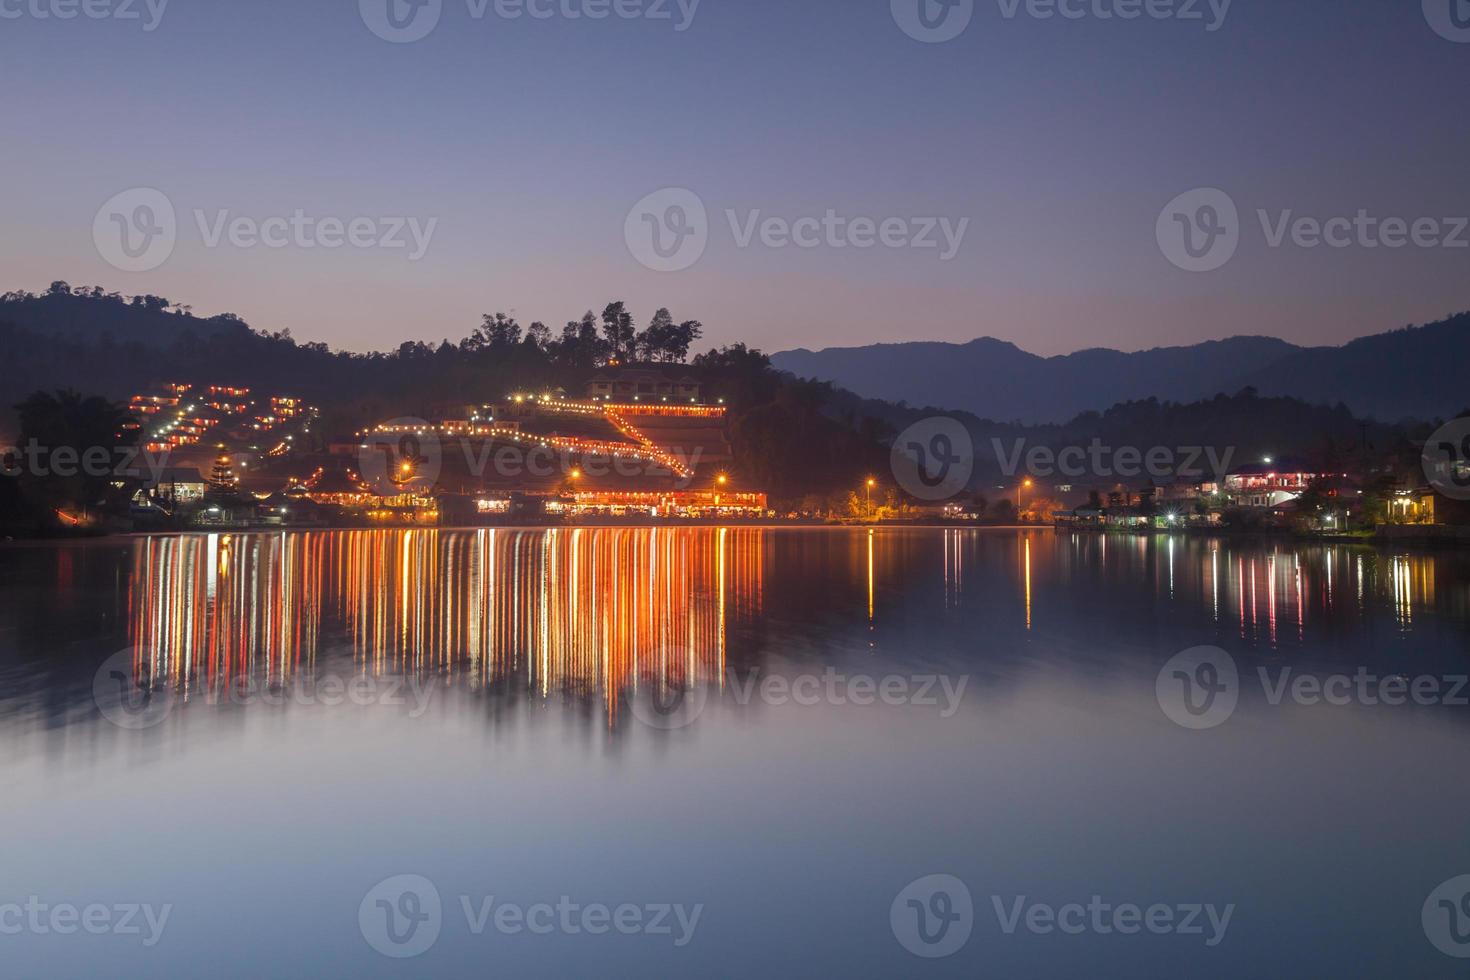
[1,284,248,347]
[773,313,1470,424]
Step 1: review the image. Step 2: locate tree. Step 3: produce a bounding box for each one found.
[601,302,635,361]
[525,321,552,350]
[637,308,675,362]
[13,389,137,522]
[664,319,702,363]
[477,312,522,349]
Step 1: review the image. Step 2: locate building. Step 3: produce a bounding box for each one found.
[586,368,702,403]
[133,467,206,512]
[544,490,768,519]
[1224,462,1338,508]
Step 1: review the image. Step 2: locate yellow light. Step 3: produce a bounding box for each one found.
[867,478,876,488]
[717,474,729,486]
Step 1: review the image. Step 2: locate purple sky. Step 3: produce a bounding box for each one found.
[3,0,1467,356]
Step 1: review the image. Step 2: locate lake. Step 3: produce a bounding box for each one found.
[3,527,1470,977]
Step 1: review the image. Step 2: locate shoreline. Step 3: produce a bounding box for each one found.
[3,520,1466,551]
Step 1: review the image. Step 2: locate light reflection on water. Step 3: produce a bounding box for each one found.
[3,528,1470,979]
[1,527,1466,737]
[124,528,764,727]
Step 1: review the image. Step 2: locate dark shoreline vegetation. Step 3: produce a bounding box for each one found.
[0,282,1465,539]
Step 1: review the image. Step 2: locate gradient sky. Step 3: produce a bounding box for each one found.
[3,0,1467,356]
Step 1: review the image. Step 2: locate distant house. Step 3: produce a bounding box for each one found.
[586,368,701,403]
[148,467,206,504]
[1224,462,1338,508]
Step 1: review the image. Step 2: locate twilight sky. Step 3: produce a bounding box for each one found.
[2,0,1467,356]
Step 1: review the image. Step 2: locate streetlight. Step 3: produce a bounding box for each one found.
[1018,478,1033,523]
[866,478,876,519]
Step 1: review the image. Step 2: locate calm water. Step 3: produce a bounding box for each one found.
[3,527,1470,978]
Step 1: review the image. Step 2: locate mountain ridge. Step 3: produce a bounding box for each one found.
[772,315,1470,424]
